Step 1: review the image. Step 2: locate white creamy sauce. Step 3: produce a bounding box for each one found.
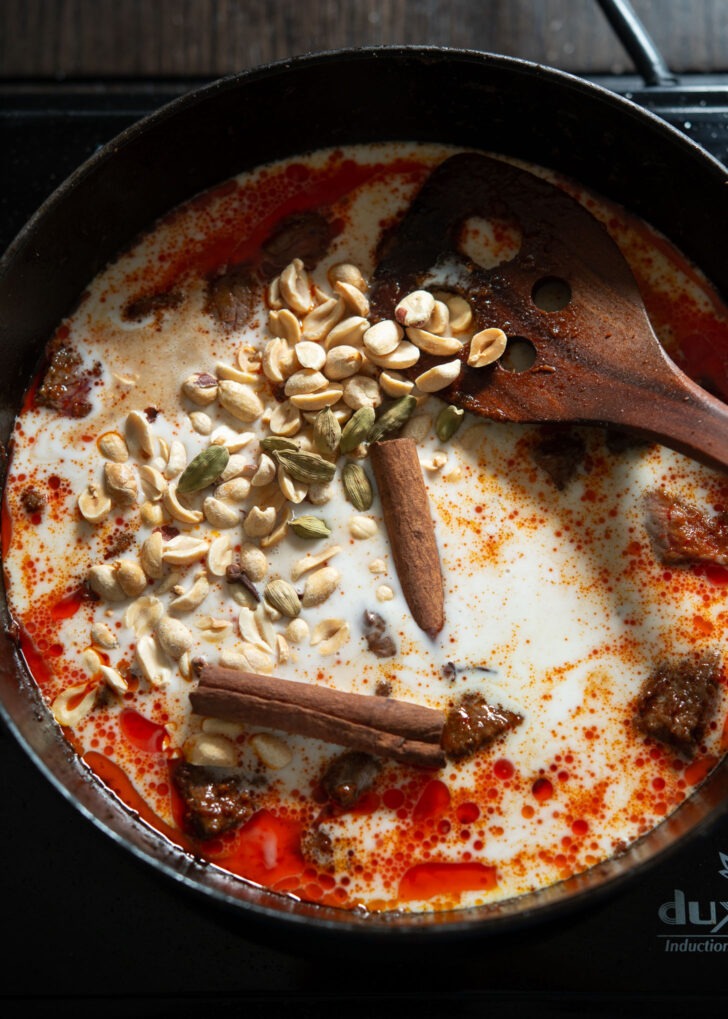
[4,142,728,914]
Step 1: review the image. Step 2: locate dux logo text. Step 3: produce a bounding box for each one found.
[658,852,728,952]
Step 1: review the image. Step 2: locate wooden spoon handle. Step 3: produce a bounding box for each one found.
[611,365,728,474]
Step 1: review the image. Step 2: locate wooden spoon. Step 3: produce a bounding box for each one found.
[370,152,728,473]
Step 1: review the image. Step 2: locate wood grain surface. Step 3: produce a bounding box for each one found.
[1,0,727,79]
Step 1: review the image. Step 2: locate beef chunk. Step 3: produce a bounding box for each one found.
[362,610,397,658]
[206,213,333,327]
[205,263,256,331]
[36,336,102,419]
[122,289,183,322]
[321,751,381,808]
[173,762,253,840]
[531,429,586,489]
[644,489,728,567]
[259,211,334,279]
[604,427,647,455]
[633,649,721,756]
[19,485,45,515]
[442,692,523,760]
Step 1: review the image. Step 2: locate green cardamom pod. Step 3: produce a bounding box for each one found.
[176,444,230,494]
[273,449,337,484]
[289,515,332,540]
[435,404,465,442]
[367,395,417,444]
[340,406,376,454]
[260,436,300,454]
[263,578,302,618]
[313,407,341,457]
[342,462,373,511]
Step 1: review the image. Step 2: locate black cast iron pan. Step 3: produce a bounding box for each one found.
[2,46,728,942]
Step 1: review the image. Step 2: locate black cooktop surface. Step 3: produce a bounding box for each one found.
[2,77,728,1017]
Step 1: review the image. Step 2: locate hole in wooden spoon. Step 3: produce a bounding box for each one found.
[500,337,537,373]
[458,215,522,269]
[532,276,572,312]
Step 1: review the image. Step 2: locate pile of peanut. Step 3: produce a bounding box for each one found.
[62,257,500,769]
[261,257,505,409]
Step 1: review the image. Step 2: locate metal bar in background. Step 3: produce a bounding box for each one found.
[596,0,679,85]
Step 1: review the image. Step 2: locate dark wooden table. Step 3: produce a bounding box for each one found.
[1,0,727,80]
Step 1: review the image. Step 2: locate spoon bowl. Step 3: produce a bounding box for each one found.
[371,152,728,473]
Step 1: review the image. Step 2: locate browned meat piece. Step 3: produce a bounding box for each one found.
[644,489,728,567]
[633,649,721,756]
[206,213,333,328]
[259,211,334,279]
[604,427,647,454]
[172,762,253,840]
[19,486,45,515]
[300,826,334,867]
[531,429,586,489]
[442,692,523,760]
[362,610,397,658]
[321,751,381,808]
[122,289,183,322]
[205,263,256,331]
[36,336,102,419]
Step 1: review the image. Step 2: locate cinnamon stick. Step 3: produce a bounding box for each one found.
[190,663,445,769]
[369,437,445,637]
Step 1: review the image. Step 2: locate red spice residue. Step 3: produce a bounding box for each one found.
[119,709,168,755]
[413,779,451,821]
[85,751,196,853]
[399,861,498,903]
